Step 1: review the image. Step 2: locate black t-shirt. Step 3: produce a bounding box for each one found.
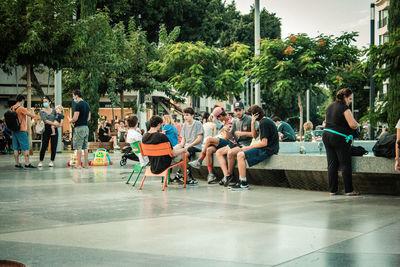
[325,101,352,135]
[74,100,90,127]
[142,132,172,174]
[99,127,110,142]
[259,117,279,155]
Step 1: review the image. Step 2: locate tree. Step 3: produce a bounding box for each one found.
[250,32,362,139]
[0,0,75,149]
[149,42,251,100]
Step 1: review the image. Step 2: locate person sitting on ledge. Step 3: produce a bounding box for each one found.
[188,106,234,184]
[272,116,296,142]
[232,105,279,191]
[142,115,187,176]
[98,120,119,149]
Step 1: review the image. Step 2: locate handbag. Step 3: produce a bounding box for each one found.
[351,146,368,156]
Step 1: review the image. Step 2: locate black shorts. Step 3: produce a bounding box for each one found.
[187,146,201,159]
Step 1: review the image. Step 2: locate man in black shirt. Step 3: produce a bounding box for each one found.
[143,116,193,182]
[70,90,91,168]
[232,105,279,190]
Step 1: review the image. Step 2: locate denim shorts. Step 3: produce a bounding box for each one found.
[73,126,89,150]
[12,131,30,151]
[216,138,233,150]
[244,148,270,167]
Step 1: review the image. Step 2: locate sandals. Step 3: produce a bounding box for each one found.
[345,191,360,196]
[329,192,338,196]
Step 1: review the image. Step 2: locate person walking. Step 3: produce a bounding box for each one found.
[69,90,91,169]
[323,88,360,196]
[38,96,63,167]
[9,94,36,168]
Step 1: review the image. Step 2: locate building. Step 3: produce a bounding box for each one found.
[375,0,390,95]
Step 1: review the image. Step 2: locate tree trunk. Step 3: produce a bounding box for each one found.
[26,64,33,155]
[298,93,303,142]
[120,91,124,119]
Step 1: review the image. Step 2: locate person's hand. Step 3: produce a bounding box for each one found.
[395,161,400,171]
[251,113,259,123]
[235,131,243,137]
[241,146,251,152]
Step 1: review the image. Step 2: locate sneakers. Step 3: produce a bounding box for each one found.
[223,175,234,187]
[207,172,217,184]
[15,164,23,169]
[37,162,43,167]
[114,145,120,150]
[49,162,54,167]
[230,180,249,191]
[188,160,201,169]
[186,179,198,185]
[24,164,36,169]
[219,176,227,186]
[171,177,184,184]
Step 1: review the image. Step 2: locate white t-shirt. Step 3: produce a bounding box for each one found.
[396,119,400,129]
[126,128,149,166]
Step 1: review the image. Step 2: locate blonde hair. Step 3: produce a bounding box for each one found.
[304,121,313,131]
[55,105,64,113]
[207,114,215,123]
[163,115,174,125]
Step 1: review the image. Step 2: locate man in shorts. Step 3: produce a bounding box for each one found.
[10,94,36,168]
[188,106,234,183]
[70,90,91,169]
[231,105,279,190]
[216,102,255,186]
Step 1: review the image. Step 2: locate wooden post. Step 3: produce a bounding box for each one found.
[26,64,33,155]
[298,93,303,142]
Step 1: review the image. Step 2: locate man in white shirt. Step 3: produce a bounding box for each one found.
[126,115,148,167]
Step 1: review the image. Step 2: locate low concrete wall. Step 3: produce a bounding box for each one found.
[190,152,400,195]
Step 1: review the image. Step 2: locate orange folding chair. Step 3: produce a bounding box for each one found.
[138,142,187,191]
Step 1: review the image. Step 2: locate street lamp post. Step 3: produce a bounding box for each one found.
[369,3,376,140]
[254,0,261,106]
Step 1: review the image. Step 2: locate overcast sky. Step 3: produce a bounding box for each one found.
[231,0,372,48]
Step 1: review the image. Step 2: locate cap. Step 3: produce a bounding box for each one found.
[212,107,223,117]
[233,101,244,110]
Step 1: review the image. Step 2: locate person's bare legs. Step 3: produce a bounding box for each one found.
[76,149,82,169]
[23,150,29,165]
[202,138,219,154]
[112,136,118,148]
[227,147,241,176]
[83,149,89,168]
[206,146,216,168]
[14,150,20,166]
[237,151,247,179]
[216,146,230,176]
[51,125,56,136]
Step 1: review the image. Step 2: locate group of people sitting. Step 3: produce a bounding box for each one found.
[125,102,279,191]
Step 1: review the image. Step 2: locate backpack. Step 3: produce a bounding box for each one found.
[4,106,21,131]
[372,134,396,158]
[351,146,368,156]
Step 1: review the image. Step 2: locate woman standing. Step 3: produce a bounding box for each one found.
[38,97,62,167]
[323,88,360,196]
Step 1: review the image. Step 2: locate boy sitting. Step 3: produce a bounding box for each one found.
[126,115,149,167]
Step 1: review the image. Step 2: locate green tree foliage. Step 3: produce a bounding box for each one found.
[220,7,281,50]
[149,42,251,100]
[250,32,363,138]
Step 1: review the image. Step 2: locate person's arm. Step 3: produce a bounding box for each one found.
[70,111,80,123]
[212,124,216,136]
[88,112,91,122]
[241,137,268,151]
[172,146,187,157]
[186,134,203,148]
[396,128,400,171]
[344,109,359,129]
[251,114,259,139]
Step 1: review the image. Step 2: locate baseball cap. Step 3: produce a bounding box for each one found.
[233,101,245,110]
[212,107,223,117]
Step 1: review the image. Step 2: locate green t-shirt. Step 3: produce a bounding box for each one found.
[278,121,296,142]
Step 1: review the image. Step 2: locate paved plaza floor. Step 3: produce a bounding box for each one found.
[0,153,400,266]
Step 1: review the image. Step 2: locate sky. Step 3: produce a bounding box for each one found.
[231,0,373,48]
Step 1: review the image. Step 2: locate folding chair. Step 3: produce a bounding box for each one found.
[138,142,187,191]
[125,141,149,186]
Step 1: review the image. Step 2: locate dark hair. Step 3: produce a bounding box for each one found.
[73,90,82,98]
[183,107,195,115]
[16,94,25,102]
[0,120,3,123]
[43,96,52,103]
[127,116,138,128]
[106,123,112,128]
[271,116,281,122]
[249,105,265,121]
[149,115,163,127]
[219,109,227,117]
[202,112,210,121]
[336,88,352,103]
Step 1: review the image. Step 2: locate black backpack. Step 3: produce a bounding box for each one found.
[372,134,396,158]
[4,106,21,131]
[351,146,368,156]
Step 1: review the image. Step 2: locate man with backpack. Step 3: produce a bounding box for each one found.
[5,94,36,168]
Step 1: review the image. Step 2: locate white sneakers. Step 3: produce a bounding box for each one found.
[38,162,54,167]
